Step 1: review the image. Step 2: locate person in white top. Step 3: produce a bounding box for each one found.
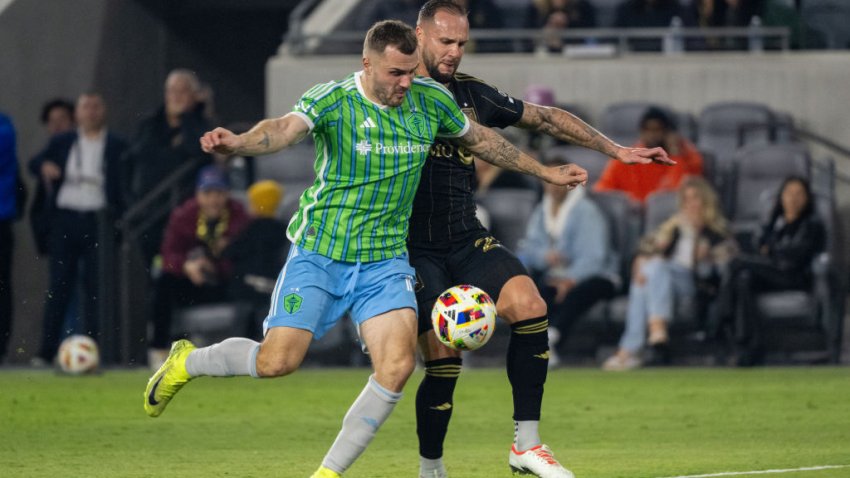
[27,93,127,365]
[604,176,736,370]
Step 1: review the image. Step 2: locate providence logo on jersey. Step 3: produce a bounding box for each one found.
[354,140,431,156]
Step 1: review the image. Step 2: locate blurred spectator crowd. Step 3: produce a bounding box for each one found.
[350,0,850,52]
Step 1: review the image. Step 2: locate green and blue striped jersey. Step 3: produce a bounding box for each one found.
[287,71,470,262]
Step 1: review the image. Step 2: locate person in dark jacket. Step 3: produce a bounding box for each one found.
[123,69,212,263]
[27,93,128,363]
[716,176,826,366]
[148,166,250,365]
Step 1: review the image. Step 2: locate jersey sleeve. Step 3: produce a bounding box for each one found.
[291,81,339,133]
[416,78,470,139]
[466,77,524,129]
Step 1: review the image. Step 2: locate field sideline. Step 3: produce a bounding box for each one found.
[1,367,848,477]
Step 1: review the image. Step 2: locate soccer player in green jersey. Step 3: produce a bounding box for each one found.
[143,20,587,478]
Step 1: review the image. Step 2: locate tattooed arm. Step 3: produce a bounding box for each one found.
[199,113,310,156]
[515,103,674,165]
[455,120,587,187]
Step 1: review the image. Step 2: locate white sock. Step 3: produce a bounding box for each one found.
[514,420,541,452]
[420,456,446,475]
[184,338,261,378]
[321,375,402,473]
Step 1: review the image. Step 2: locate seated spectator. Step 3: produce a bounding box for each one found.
[714,176,826,366]
[526,0,597,52]
[517,157,620,367]
[124,69,212,263]
[526,0,597,29]
[224,180,289,338]
[27,93,128,365]
[149,166,249,366]
[604,177,736,370]
[595,107,703,204]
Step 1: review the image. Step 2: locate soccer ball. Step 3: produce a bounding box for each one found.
[431,284,497,351]
[58,335,99,375]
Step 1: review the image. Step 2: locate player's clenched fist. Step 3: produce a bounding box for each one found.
[547,163,588,189]
[200,127,244,155]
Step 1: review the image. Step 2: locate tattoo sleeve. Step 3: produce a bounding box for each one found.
[519,104,621,157]
[455,122,545,178]
[237,115,308,156]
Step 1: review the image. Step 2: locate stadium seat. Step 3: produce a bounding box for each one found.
[254,140,316,186]
[643,190,678,235]
[729,143,810,245]
[544,145,610,187]
[475,188,539,251]
[751,193,844,363]
[599,101,669,147]
[697,102,775,162]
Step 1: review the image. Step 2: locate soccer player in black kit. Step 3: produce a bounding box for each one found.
[410,2,673,477]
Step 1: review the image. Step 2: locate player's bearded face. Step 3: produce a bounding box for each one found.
[419,11,469,83]
[367,47,418,107]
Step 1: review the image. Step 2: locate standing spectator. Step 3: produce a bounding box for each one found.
[517,157,620,367]
[224,180,289,338]
[603,177,736,370]
[149,166,249,365]
[30,99,77,254]
[0,112,18,363]
[40,98,76,137]
[715,177,825,366]
[27,93,128,364]
[124,69,211,262]
[595,107,703,204]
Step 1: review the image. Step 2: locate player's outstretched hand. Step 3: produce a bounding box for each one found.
[200,127,243,155]
[617,147,675,165]
[547,163,588,189]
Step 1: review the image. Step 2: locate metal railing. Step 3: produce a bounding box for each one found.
[285,26,791,56]
[114,157,205,365]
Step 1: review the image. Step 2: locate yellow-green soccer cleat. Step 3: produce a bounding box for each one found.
[143,339,196,417]
[309,466,342,478]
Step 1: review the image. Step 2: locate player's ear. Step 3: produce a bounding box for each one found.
[362,56,371,73]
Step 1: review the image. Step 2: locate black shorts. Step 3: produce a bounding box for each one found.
[408,229,529,336]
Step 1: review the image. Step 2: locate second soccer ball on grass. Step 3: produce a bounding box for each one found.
[431,284,497,351]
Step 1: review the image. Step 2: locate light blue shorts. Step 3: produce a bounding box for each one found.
[263,245,418,340]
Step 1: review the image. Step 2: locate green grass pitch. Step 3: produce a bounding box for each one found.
[1,367,848,477]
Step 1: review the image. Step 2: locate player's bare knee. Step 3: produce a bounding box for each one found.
[499,294,547,324]
[255,350,301,377]
[375,356,415,392]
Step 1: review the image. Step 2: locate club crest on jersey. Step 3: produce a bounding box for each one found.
[474,236,502,253]
[283,293,303,314]
[406,112,426,137]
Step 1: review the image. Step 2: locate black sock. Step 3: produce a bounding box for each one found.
[416,357,462,459]
[508,316,549,421]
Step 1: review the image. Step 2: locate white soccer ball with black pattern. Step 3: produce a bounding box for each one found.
[58,335,99,375]
[431,284,497,351]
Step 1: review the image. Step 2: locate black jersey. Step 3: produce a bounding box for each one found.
[408,72,524,245]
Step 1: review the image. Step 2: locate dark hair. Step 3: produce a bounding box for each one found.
[769,175,815,224]
[639,106,676,131]
[418,0,467,25]
[364,20,418,56]
[40,98,74,124]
